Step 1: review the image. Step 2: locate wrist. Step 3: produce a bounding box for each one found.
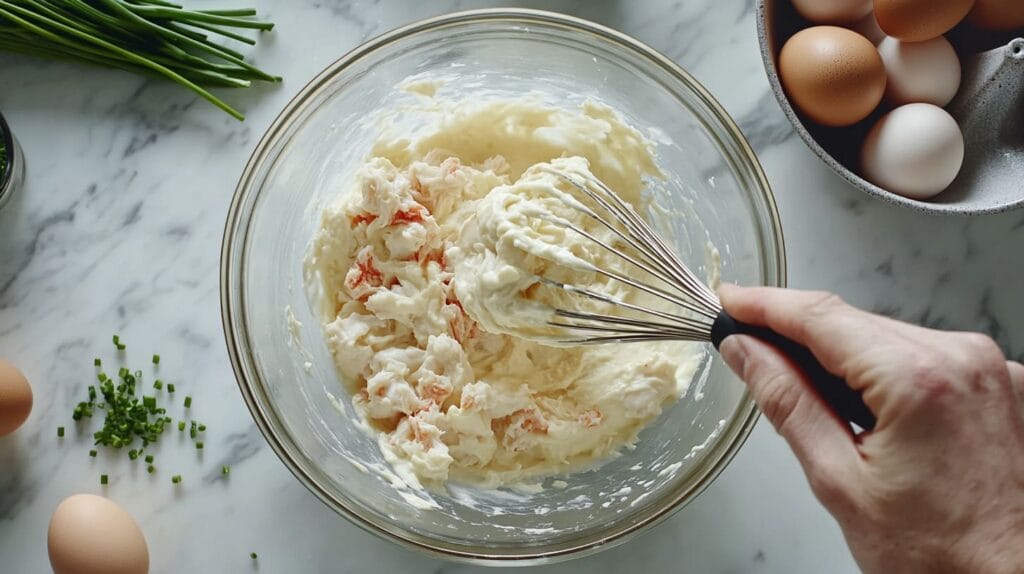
[956,516,1024,574]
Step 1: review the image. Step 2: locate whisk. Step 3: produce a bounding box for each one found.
[533,168,876,432]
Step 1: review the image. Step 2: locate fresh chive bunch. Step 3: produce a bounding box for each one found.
[0,0,279,120]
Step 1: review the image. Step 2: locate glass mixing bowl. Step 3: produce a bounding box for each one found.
[221,8,785,565]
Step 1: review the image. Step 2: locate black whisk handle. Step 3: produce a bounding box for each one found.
[710,310,876,432]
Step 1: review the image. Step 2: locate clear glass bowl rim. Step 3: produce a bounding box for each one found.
[220,7,787,564]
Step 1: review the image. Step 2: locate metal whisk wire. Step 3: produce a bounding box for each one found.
[531,167,878,433]
[534,168,721,344]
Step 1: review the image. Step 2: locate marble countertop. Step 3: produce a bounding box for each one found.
[1,1,1021,572]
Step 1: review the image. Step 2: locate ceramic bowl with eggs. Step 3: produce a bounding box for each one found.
[758,0,1024,214]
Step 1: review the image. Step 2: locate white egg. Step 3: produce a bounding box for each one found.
[862,103,964,200]
[792,0,872,23]
[877,36,961,106]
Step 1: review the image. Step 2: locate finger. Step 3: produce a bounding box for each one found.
[1008,361,1024,388]
[718,285,913,390]
[1008,362,1024,409]
[719,334,860,494]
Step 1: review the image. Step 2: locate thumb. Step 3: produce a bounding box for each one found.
[720,335,860,497]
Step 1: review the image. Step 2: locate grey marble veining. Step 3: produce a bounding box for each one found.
[0,1,1021,572]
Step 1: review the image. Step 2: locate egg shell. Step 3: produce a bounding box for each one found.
[874,0,976,42]
[779,26,887,127]
[0,359,32,436]
[792,0,873,23]
[861,103,965,199]
[48,494,150,574]
[877,36,961,106]
[849,11,887,44]
[968,0,1024,30]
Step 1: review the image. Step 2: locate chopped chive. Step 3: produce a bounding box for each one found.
[57,427,65,438]
[222,465,230,475]
[147,465,156,474]
[167,383,175,393]
[100,474,108,485]
[196,441,204,450]
[184,396,192,408]
[172,475,182,484]
[250,552,257,560]
[178,421,186,432]
[74,340,185,466]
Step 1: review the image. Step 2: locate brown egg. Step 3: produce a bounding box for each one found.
[48,494,150,574]
[0,359,32,436]
[874,0,976,41]
[779,26,887,127]
[969,0,1024,30]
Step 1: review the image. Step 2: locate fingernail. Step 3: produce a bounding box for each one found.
[718,336,748,375]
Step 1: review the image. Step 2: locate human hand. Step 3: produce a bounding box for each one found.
[717,285,1024,574]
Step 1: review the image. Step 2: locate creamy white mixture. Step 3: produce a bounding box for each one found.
[306,99,703,487]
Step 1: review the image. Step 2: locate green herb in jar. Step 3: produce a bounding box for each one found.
[0,134,6,183]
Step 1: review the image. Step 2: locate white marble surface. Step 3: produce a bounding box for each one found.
[1,1,1021,572]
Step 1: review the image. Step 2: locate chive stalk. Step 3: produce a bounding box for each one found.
[0,2,278,120]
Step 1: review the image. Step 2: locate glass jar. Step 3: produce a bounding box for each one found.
[0,111,25,211]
